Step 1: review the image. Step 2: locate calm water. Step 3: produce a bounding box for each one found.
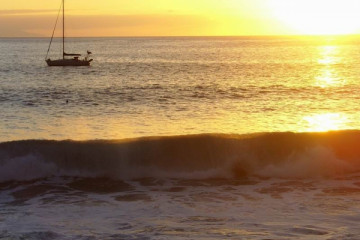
[2,37,360,141]
[1,37,360,239]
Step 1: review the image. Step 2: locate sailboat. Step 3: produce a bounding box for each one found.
[45,0,93,66]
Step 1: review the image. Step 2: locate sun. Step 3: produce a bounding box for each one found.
[268,0,360,35]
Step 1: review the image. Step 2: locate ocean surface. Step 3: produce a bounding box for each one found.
[1,36,360,239]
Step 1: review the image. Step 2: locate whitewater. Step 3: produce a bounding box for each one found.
[1,37,360,239]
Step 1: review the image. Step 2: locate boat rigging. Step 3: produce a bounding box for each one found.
[45,0,93,66]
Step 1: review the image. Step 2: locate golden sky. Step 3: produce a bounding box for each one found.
[1,0,360,37]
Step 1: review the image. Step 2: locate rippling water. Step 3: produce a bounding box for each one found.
[1,36,360,239]
[2,36,360,141]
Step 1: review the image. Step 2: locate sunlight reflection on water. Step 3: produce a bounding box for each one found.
[303,113,350,132]
[315,45,345,88]
[1,37,360,141]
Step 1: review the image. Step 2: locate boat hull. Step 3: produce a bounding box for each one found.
[46,59,92,66]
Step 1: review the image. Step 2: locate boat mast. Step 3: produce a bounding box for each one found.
[62,0,65,59]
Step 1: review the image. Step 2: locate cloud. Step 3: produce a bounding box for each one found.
[0,14,217,37]
[0,12,287,37]
[0,9,58,15]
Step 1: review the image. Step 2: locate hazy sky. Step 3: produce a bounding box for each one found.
[1,0,360,37]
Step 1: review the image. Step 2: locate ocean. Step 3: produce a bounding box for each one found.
[1,36,360,239]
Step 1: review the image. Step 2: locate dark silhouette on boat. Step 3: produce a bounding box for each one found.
[45,0,93,66]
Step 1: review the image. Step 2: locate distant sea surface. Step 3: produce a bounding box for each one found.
[2,36,360,140]
[1,37,360,239]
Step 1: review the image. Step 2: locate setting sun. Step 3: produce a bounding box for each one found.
[268,0,360,35]
[2,0,360,36]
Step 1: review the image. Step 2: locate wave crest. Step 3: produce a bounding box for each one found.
[1,131,360,182]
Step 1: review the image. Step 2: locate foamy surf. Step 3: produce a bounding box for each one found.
[1,170,360,239]
[2,131,360,239]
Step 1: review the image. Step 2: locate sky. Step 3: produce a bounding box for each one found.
[1,0,360,37]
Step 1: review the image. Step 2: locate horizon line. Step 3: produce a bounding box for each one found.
[1,34,360,39]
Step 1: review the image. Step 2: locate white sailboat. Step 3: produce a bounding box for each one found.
[45,0,93,66]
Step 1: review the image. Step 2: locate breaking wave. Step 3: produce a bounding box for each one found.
[1,131,360,182]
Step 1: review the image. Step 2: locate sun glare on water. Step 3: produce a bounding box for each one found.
[268,0,360,35]
[303,113,349,132]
